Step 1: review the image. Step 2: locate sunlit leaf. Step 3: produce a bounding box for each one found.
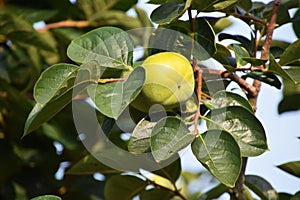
[191,130,241,187]
[23,61,99,136]
[67,26,134,70]
[31,195,61,200]
[192,0,239,11]
[232,44,250,67]
[87,67,145,119]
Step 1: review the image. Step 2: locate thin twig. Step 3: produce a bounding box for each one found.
[37,20,90,32]
[149,180,187,200]
[232,12,267,26]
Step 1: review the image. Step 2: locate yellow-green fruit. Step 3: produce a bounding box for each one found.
[131,52,195,112]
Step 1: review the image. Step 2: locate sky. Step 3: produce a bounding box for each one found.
[136,0,300,195]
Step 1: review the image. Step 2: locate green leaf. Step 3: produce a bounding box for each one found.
[211,90,253,113]
[88,67,145,119]
[243,71,282,89]
[285,67,300,83]
[128,118,156,154]
[67,26,134,70]
[207,106,268,157]
[139,188,174,200]
[34,64,78,104]
[150,0,192,25]
[238,0,252,12]
[0,9,55,52]
[90,10,143,30]
[23,61,99,136]
[269,54,297,83]
[232,44,250,67]
[245,175,277,200]
[279,39,300,66]
[191,130,241,187]
[31,195,61,200]
[200,183,228,199]
[66,154,120,175]
[152,158,181,183]
[292,9,300,38]
[195,18,216,56]
[242,57,267,66]
[219,33,252,52]
[278,82,300,114]
[150,117,195,162]
[104,175,148,200]
[277,161,300,178]
[192,0,239,11]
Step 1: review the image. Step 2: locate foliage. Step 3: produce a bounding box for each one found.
[0,0,300,200]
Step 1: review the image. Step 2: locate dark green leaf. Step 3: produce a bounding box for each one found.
[195,18,216,56]
[88,67,145,119]
[245,175,277,200]
[279,39,300,66]
[150,1,192,25]
[243,71,282,89]
[191,130,241,187]
[90,10,143,30]
[104,175,148,200]
[277,161,300,178]
[67,26,134,69]
[219,33,252,52]
[238,0,252,12]
[242,57,267,66]
[211,90,253,113]
[292,9,300,38]
[269,54,297,83]
[31,195,61,200]
[278,82,300,114]
[207,106,268,157]
[66,154,120,175]
[0,9,55,51]
[150,116,195,162]
[128,118,156,154]
[200,184,228,199]
[278,193,293,200]
[153,158,181,183]
[140,188,174,200]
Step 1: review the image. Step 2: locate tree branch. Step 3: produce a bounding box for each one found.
[232,1,281,200]
[37,20,90,32]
